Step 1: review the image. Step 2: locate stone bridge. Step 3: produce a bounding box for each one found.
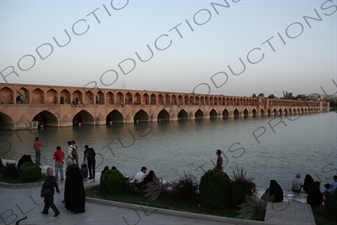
[0,83,330,130]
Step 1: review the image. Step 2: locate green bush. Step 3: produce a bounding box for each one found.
[324,190,337,222]
[100,169,126,194]
[170,175,199,204]
[230,167,256,207]
[3,162,18,178]
[18,162,42,182]
[199,169,231,209]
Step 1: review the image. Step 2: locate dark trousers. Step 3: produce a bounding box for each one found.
[42,195,60,214]
[88,161,95,179]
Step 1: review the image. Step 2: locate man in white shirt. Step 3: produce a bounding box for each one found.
[291,174,303,193]
[132,166,147,188]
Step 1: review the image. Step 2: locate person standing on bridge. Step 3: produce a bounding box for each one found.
[34,137,42,165]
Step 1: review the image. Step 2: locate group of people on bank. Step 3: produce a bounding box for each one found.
[30,137,97,217]
[292,173,337,205]
[24,144,337,217]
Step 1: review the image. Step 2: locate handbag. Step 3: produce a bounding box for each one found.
[41,186,53,197]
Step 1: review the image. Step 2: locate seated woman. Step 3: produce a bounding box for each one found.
[307,181,323,206]
[303,174,315,194]
[17,155,33,169]
[261,180,284,202]
[101,166,109,175]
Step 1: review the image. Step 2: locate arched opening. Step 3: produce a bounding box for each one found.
[260,109,265,116]
[178,110,188,120]
[134,93,141,105]
[84,90,94,105]
[72,90,83,106]
[73,110,94,125]
[106,110,124,124]
[116,92,123,105]
[252,109,257,117]
[158,94,164,105]
[243,109,249,117]
[32,88,44,104]
[46,89,57,104]
[134,110,149,123]
[233,109,240,118]
[96,91,104,104]
[223,109,229,118]
[60,89,70,104]
[0,112,15,129]
[150,94,156,105]
[210,109,217,119]
[0,87,14,104]
[107,91,114,104]
[158,109,170,122]
[16,87,29,104]
[195,109,204,120]
[125,92,132,105]
[32,110,59,127]
[142,93,149,105]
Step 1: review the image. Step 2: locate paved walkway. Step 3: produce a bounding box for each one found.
[0,160,316,225]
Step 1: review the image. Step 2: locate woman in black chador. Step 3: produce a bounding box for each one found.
[303,174,315,194]
[261,180,284,203]
[64,163,85,213]
[307,181,323,206]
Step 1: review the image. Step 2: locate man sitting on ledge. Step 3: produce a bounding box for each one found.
[132,166,158,189]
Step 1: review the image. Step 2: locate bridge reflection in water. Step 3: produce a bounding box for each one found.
[0,83,329,130]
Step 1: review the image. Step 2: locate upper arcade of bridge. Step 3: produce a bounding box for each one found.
[0,83,329,109]
[0,83,330,130]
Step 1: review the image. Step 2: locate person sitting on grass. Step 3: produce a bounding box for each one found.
[131,166,158,189]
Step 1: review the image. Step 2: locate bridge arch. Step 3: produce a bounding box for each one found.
[134,110,149,123]
[0,112,15,128]
[73,110,94,125]
[134,93,141,105]
[84,90,94,105]
[178,109,188,120]
[243,109,249,117]
[106,110,124,123]
[32,110,59,127]
[158,109,170,122]
[210,109,217,119]
[233,109,240,118]
[195,109,204,120]
[96,91,104,104]
[150,93,156,105]
[223,109,229,118]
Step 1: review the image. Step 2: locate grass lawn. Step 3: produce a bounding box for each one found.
[85,185,265,222]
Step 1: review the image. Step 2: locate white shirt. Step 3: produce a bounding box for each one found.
[132,171,146,183]
[292,177,303,191]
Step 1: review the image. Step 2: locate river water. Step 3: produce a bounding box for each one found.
[1,112,336,192]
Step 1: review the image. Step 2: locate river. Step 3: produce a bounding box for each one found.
[1,112,336,192]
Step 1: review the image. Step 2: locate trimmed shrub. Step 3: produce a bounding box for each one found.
[3,162,18,178]
[324,190,337,222]
[170,175,199,204]
[199,169,231,209]
[230,167,256,207]
[100,169,126,194]
[18,162,42,182]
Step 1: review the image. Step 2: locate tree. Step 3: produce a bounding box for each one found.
[267,94,275,99]
[282,91,295,100]
[258,93,265,97]
[252,93,256,97]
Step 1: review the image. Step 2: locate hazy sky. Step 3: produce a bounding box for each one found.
[1,0,336,97]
